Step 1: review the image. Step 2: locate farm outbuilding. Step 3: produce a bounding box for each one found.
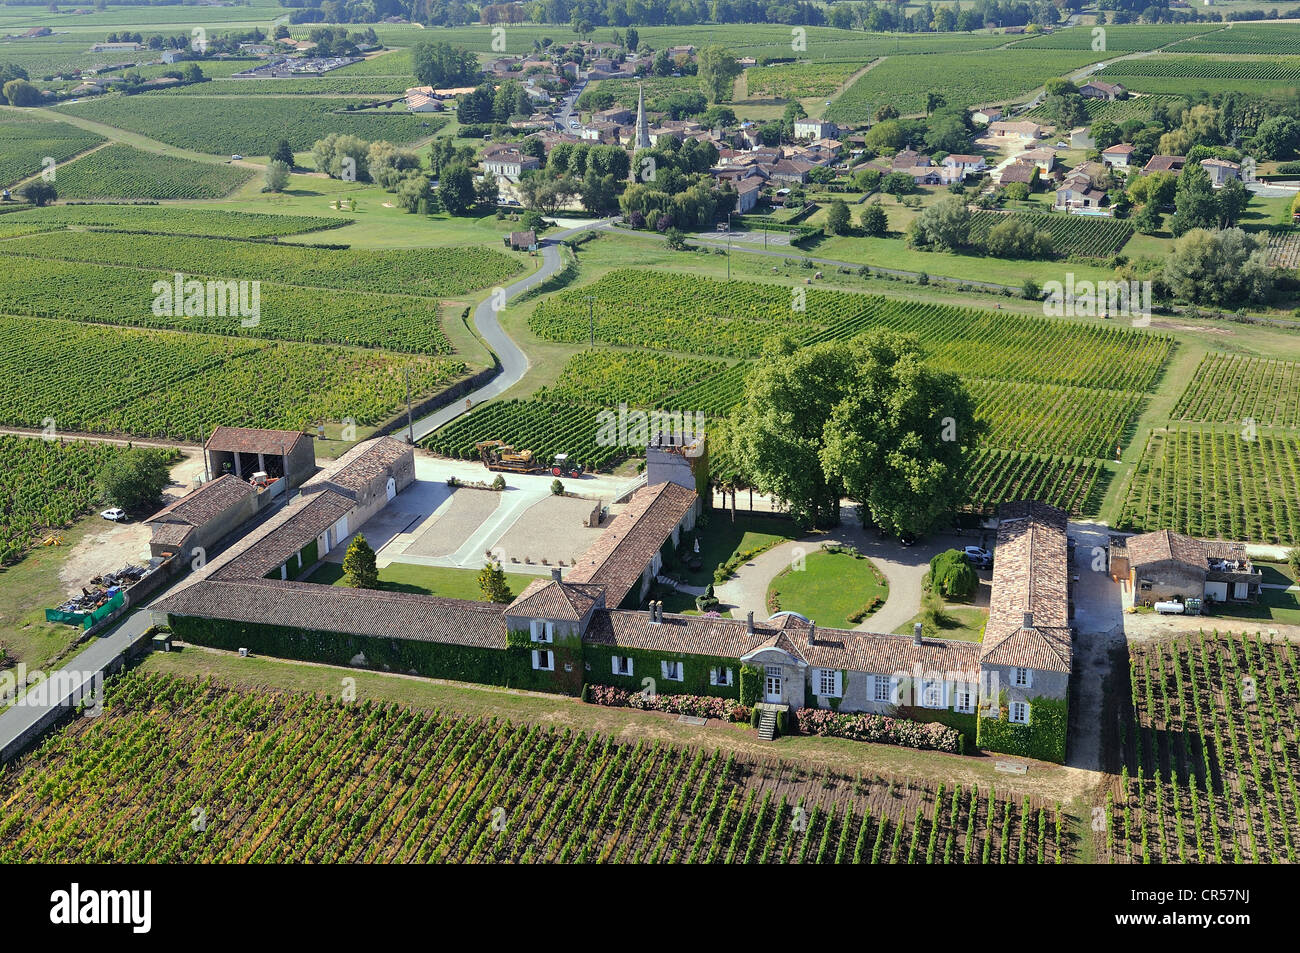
[1108,529,1262,608]
[204,426,316,488]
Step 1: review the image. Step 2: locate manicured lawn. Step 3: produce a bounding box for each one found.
[893,607,989,642]
[1255,561,1298,587]
[766,549,888,628]
[308,562,536,602]
[681,512,803,587]
[1206,588,1300,626]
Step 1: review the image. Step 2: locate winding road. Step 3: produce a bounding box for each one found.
[408,216,618,442]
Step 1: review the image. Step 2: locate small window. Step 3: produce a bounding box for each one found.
[922,680,944,709]
[817,669,841,698]
[954,689,974,714]
[1010,701,1029,724]
[530,620,554,643]
[1013,667,1030,688]
[1139,580,1152,591]
[873,676,892,703]
[662,660,683,681]
[532,649,553,671]
[710,667,732,687]
[612,655,633,676]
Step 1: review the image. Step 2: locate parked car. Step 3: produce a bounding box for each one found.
[100,508,127,522]
[230,154,243,161]
[963,545,993,568]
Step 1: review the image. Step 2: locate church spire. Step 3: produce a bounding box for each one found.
[634,81,651,150]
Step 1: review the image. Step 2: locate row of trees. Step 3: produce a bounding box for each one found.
[308,133,493,214]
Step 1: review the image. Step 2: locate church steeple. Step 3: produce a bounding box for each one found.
[634,81,651,150]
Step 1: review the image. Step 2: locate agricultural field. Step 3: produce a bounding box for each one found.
[0,315,468,441]
[1095,55,1300,84]
[54,95,440,154]
[0,204,346,239]
[160,77,410,96]
[1165,22,1300,55]
[0,255,455,354]
[1011,23,1217,51]
[960,449,1106,517]
[1263,229,1300,271]
[966,210,1134,259]
[1086,73,1296,97]
[824,50,1100,121]
[966,379,1140,460]
[0,113,104,189]
[1102,634,1300,864]
[538,349,729,407]
[1172,354,1300,429]
[743,61,862,100]
[1023,93,1182,125]
[1119,427,1300,543]
[48,144,253,200]
[0,670,1069,864]
[0,436,159,567]
[5,231,522,299]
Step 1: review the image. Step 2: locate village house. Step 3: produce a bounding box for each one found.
[1201,157,1241,187]
[1142,154,1186,175]
[507,229,536,250]
[1054,180,1108,212]
[971,108,1002,126]
[733,177,764,213]
[941,154,988,184]
[1018,147,1057,173]
[404,87,443,113]
[1101,143,1134,169]
[793,118,839,141]
[143,475,260,560]
[995,160,1038,187]
[1079,79,1127,100]
[988,120,1044,141]
[480,143,540,179]
[1108,530,1263,609]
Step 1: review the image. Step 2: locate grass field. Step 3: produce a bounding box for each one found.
[767,549,888,628]
[49,143,253,199]
[0,668,1069,863]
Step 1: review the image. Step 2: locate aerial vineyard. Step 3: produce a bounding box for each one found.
[160,76,410,96]
[962,449,1105,516]
[1119,427,1300,544]
[1172,354,1300,429]
[0,670,1068,864]
[6,232,522,299]
[1103,634,1300,863]
[744,61,862,99]
[0,114,104,188]
[966,379,1139,460]
[1011,23,1216,51]
[55,96,438,154]
[1096,55,1300,83]
[425,399,632,471]
[0,256,454,354]
[0,204,346,239]
[49,144,253,200]
[967,210,1134,259]
[825,50,1099,121]
[538,350,729,407]
[1166,23,1300,55]
[0,437,168,566]
[0,315,467,442]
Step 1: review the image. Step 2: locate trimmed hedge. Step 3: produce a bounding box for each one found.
[976,695,1069,763]
[584,643,740,699]
[168,614,560,693]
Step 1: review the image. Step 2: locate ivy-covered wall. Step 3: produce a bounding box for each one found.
[169,614,558,693]
[976,696,1069,763]
[583,643,740,699]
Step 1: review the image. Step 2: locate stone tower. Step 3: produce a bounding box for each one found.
[634,81,651,150]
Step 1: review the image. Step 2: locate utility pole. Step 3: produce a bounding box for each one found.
[405,366,414,444]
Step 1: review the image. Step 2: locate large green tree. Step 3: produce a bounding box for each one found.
[727,330,978,534]
[1163,227,1274,306]
[696,45,741,105]
[97,449,171,514]
[342,534,379,589]
[411,41,478,88]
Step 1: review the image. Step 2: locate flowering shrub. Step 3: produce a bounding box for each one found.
[587,684,747,722]
[795,708,964,754]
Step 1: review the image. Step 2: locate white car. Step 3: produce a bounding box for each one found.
[230,154,243,161]
[100,508,127,522]
[963,545,993,567]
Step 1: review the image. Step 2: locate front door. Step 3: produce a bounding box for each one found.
[386,477,396,501]
[764,666,783,704]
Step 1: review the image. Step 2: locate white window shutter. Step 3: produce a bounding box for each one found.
[531,650,539,669]
[612,657,620,675]
[1025,668,1033,689]
[834,671,843,697]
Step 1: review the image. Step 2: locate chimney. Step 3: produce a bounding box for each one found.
[808,622,816,645]
[551,567,562,583]
[913,622,923,646]
[1022,611,1034,630]
[746,610,754,635]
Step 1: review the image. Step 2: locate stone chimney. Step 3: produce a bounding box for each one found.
[808,622,816,645]
[913,622,923,646]
[746,610,754,635]
[551,567,562,583]
[1023,611,1034,630]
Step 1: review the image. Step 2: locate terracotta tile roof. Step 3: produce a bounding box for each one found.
[1142,155,1185,173]
[1102,143,1134,154]
[302,436,410,499]
[998,161,1037,184]
[146,474,255,528]
[206,426,310,456]
[565,481,697,607]
[209,489,353,581]
[149,522,193,549]
[157,579,507,648]
[1116,529,1244,569]
[585,608,773,657]
[507,578,604,621]
[981,501,1072,673]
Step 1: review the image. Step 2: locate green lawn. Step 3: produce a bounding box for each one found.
[1206,588,1300,627]
[893,607,989,642]
[766,549,888,629]
[308,562,536,602]
[1255,561,1298,587]
[681,512,803,588]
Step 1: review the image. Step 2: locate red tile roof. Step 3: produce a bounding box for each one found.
[981,502,1072,673]
[206,426,310,456]
[146,474,254,528]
